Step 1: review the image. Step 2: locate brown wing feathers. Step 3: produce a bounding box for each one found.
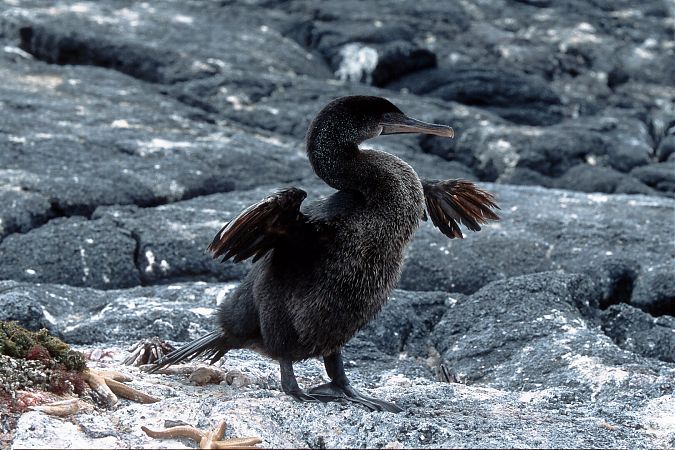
[422,180,500,239]
[207,187,307,264]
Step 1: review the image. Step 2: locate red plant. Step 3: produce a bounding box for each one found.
[49,365,87,395]
[25,345,51,362]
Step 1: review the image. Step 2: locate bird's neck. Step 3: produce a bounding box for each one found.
[307,139,362,193]
[308,138,423,216]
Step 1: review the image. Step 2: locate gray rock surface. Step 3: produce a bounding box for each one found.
[1,0,674,448]
[601,303,675,363]
[0,216,140,289]
[401,187,674,296]
[4,276,675,448]
[631,262,675,317]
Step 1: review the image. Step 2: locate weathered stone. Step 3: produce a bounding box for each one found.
[0,290,51,332]
[347,290,452,363]
[1,0,675,447]
[3,277,673,448]
[19,22,208,84]
[656,135,675,162]
[370,41,437,87]
[497,167,554,188]
[601,303,675,363]
[0,217,140,289]
[90,188,293,286]
[582,257,639,311]
[389,66,563,126]
[0,185,53,240]
[631,162,675,196]
[433,271,673,396]
[554,164,654,195]
[631,263,675,317]
[0,280,228,344]
[283,17,436,86]
[400,185,674,295]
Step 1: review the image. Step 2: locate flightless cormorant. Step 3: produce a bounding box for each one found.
[150,96,500,413]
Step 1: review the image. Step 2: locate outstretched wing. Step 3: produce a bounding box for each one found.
[208,187,311,263]
[422,179,500,239]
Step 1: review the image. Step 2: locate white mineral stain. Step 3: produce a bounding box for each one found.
[167,180,185,200]
[566,355,629,401]
[335,43,379,83]
[41,308,57,325]
[517,388,558,404]
[3,45,33,59]
[69,3,90,13]
[172,14,193,24]
[159,260,170,273]
[226,95,243,110]
[111,119,130,128]
[79,247,89,279]
[148,138,191,150]
[634,395,675,445]
[145,249,156,273]
[588,193,609,203]
[13,411,123,449]
[189,307,215,317]
[8,135,26,144]
[494,139,512,152]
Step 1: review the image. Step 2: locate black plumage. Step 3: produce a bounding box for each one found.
[150,96,500,412]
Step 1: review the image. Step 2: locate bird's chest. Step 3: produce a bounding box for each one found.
[313,204,419,315]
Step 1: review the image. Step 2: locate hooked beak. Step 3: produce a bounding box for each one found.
[379,112,454,138]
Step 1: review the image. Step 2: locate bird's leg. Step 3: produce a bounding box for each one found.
[279,359,319,402]
[308,352,403,413]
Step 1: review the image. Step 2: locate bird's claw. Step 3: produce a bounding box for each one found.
[288,390,322,403]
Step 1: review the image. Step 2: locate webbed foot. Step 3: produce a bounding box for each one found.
[287,389,321,403]
[308,382,402,413]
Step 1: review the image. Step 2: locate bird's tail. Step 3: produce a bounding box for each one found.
[146,330,229,373]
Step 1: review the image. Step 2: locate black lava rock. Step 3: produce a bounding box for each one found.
[601,303,675,363]
[631,162,675,196]
[0,217,140,289]
[389,67,563,126]
[631,263,675,317]
[0,289,50,332]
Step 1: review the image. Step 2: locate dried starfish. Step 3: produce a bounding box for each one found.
[82,368,159,407]
[438,364,459,383]
[29,398,81,417]
[142,419,262,449]
[123,337,176,366]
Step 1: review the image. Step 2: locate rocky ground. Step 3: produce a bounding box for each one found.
[0,0,674,448]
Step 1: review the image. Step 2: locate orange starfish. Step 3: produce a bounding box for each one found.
[142,419,262,449]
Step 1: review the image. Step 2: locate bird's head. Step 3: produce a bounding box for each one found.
[307,96,454,148]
